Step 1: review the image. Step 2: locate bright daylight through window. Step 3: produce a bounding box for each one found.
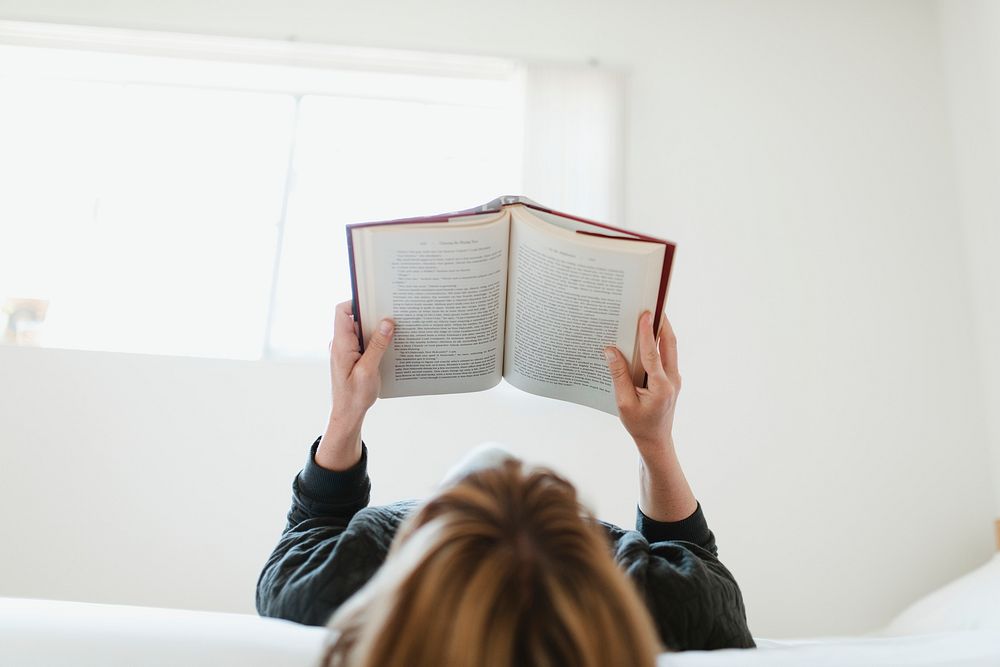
[0,22,620,361]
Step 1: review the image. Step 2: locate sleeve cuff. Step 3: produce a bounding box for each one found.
[297,435,371,506]
[636,502,712,545]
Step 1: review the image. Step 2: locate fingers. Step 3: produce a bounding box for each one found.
[355,317,395,377]
[604,345,637,411]
[657,311,680,386]
[637,311,668,389]
[332,301,360,354]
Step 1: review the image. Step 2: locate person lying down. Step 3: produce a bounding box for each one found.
[256,300,754,667]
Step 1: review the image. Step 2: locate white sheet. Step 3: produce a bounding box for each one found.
[4,597,1000,667]
[0,597,327,667]
[661,632,1000,667]
[886,554,1000,634]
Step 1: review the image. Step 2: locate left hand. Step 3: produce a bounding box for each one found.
[604,310,681,458]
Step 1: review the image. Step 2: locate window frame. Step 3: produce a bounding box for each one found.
[0,20,625,362]
[0,20,530,361]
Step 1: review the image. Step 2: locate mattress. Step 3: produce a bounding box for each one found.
[3,597,999,667]
[664,632,1000,667]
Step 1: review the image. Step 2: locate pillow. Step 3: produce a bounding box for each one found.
[0,597,328,667]
[884,554,1000,635]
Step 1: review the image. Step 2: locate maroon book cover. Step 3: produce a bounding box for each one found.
[346,195,675,351]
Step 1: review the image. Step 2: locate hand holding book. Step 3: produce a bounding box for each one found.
[347,196,676,416]
[604,310,680,451]
[316,297,698,523]
[605,310,697,522]
[316,300,395,472]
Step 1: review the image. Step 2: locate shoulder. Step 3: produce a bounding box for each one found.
[292,499,420,625]
[600,521,721,583]
[599,521,754,650]
[343,499,420,546]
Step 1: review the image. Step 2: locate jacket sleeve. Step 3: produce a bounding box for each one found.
[255,436,377,626]
[614,503,756,651]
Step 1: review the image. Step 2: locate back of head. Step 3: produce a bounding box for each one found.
[323,458,662,667]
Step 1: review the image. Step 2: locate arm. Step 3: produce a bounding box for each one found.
[256,300,395,624]
[613,529,755,650]
[256,436,374,624]
[605,312,754,650]
[604,311,696,523]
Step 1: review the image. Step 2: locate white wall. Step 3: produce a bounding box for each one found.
[0,0,997,638]
[938,0,1000,518]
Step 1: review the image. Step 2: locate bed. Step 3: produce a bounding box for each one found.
[672,553,1000,665]
[667,632,1000,666]
[2,555,998,667]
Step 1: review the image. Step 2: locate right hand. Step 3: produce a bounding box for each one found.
[317,301,395,471]
[328,300,395,424]
[604,310,682,459]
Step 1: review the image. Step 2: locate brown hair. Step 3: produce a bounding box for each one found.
[322,458,662,667]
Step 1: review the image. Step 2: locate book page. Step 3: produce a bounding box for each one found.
[352,213,510,398]
[502,206,665,415]
[527,207,640,238]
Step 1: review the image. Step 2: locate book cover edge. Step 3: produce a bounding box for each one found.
[345,195,677,393]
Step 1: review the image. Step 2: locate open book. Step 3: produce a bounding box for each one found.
[347,196,675,415]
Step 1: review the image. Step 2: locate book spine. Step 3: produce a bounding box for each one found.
[346,225,365,353]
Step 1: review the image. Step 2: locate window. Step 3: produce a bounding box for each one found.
[268,93,524,358]
[0,78,295,359]
[0,21,622,360]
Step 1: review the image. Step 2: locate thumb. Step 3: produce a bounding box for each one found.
[604,346,636,410]
[356,318,394,375]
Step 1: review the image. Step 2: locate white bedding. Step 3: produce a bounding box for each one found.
[663,632,1000,667]
[665,554,1000,666]
[0,597,327,667]
[886,554,1000,634]
[3,597,1000,667]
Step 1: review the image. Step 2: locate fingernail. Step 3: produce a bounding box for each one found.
[378,319,393,335]
[603,347,615,363]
